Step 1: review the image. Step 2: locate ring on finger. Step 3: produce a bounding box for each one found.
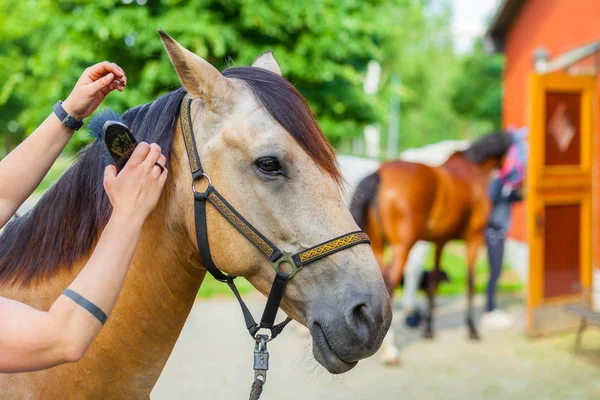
[154,162,165,174]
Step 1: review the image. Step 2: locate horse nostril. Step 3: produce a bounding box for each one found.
[347,303,374,341]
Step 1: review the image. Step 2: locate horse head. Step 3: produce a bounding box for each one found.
[159,32,391,374]
[462,131,514,171]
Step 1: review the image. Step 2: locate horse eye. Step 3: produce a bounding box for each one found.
[256,157,281,174]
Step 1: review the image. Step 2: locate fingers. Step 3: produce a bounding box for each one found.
[109,80,124,92]
[84,61,126,95]
[84,61,126,83]
[65,61,126,119]
[119,143,165,187]
[127,142,151,167]
[89,72,116,94]
[100,80,124,96]
[103,165,118,187]
[141,143,162,171]
[151,155,167,179]
[155,155,169,188]
[157,154,167,169]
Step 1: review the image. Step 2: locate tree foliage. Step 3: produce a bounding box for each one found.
[0,0,407,153]
[386,0,464,150]
[0,0,504,158]
[451,39,504,132]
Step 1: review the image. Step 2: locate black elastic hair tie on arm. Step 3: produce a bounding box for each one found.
[62,288,108,326]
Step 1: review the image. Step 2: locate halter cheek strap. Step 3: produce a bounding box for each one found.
[180,94,370,340]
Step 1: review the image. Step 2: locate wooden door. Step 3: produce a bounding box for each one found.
[527,72,595,335]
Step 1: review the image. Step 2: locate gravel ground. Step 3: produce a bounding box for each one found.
[151,294,600,400]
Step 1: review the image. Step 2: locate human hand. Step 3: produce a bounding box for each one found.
[103,143,168,224]
[62,62,127,120]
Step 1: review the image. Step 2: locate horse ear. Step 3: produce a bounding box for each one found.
[158,30,232,111]
[251,51,282,76]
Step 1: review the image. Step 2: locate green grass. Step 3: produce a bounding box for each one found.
[197,274,255,298]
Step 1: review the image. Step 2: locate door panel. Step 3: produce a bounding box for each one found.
[544,92,581,166]
[543,204,580,298]
[527,72,595,335]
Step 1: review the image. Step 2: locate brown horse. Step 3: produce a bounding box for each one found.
[351,133,512,363]
[0,33,391,398]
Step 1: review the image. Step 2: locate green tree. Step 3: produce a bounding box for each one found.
[0,0,410,154]
[376,0,465,152]
[451,39,504,134]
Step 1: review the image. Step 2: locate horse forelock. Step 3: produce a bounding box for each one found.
[0,89,187,286]
[222,67,342,186]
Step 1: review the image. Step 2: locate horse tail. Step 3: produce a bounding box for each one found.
[350,171,380,230]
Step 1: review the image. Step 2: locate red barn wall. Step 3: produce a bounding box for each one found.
[502,0,600,249]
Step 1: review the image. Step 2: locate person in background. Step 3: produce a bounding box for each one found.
[481,127,527,329]
[0,62,168,373]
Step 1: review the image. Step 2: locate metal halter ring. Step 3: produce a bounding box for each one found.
[271,251,302,279]
[192,172,213,193]
[253,328,275,343]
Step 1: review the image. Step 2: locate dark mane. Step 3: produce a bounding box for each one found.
[462,132,513,164]
[0,89,187,285]
[222,67,341,184]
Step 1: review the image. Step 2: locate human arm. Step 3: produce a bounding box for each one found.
[0,62,126,228]
[0,143,167,373]
[0,213,144,371]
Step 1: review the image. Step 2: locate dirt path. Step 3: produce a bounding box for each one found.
[152,295,600,399]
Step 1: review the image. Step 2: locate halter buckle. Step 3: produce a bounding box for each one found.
[271,251,302,279]
[253,334,269,383]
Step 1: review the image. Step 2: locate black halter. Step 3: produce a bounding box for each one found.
[179,95,370,386]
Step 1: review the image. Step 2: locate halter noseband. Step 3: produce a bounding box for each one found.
[179,94,370,386]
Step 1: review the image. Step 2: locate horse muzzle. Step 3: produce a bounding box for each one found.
[307,288,392,374]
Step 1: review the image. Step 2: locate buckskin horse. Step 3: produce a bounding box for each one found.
[351,132,512,364]
[0,32,391,398]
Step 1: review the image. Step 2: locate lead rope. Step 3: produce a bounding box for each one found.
[249,379,264,400]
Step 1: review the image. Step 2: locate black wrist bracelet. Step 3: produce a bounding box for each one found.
[53,100,84,131]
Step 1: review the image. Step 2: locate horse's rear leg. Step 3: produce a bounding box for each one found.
[424,242,445,339]
[466,236,482,340]
[386,244,411,296]
[379,244,410,366]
